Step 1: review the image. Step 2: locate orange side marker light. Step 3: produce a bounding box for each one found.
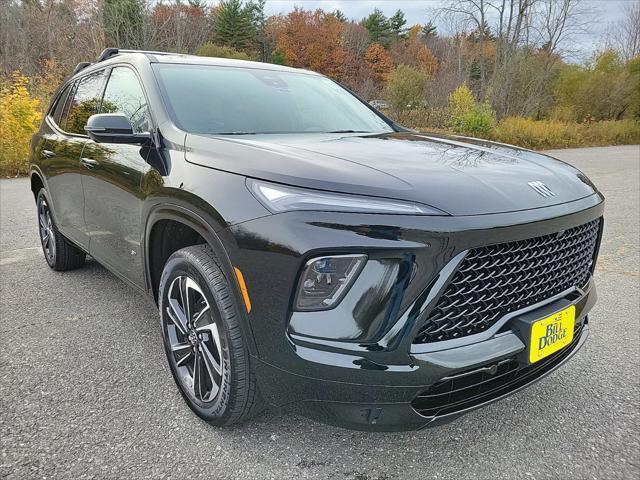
[234,267,252,313]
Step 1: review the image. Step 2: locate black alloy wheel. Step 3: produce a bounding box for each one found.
[36,189,86,271]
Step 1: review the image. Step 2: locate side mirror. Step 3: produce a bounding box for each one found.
[85,113,151,145]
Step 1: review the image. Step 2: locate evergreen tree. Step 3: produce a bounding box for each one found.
[246,0,267,60]
[468,20,494,42]
[332,10,348,23]
[422,22,437,39]
[213,0,256,52]
[362,8,392,48]
[270,49,287,65]
[389,9,407,38]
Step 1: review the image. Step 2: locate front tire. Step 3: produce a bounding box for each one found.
[36,189,86,271]
[158,244,263,425]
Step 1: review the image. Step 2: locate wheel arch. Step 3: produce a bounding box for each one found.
[30,169,46,201]
[30,169,60,226]
[144,204,259,355]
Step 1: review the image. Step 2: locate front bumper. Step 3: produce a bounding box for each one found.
[224,194,604,431]
[253,287,593,431]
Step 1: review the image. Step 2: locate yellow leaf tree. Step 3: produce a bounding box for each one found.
[0,72,42,176]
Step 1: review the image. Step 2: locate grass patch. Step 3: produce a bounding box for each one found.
[489,117,640,150]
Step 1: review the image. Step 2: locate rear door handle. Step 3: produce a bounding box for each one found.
[80,157,98,169]
[41,149,55,159]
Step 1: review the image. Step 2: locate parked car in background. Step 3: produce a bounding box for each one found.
[369,99,389,109]
[29,49,604,431]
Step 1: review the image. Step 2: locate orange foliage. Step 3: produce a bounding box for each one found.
[276,9,346,78]
[364,43,393,84]
[152,3,206,23]
[391,25,438,76]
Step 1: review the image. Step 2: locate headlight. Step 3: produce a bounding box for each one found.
[247,179,444,215]
[294,254,367,311]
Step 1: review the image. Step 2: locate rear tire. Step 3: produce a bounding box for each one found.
[158,244,263,426]
[36,189,86,271]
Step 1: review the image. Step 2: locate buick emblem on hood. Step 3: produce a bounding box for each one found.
[528,181,555,197]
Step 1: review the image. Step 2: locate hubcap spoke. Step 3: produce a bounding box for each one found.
[179,277,191,327]
[193,349,205,400]
[192,305,210,328]
[48,224,55,253]
[171,341,193,367]
[175,350,193,367]
[167,299,189,335]
[171,342,192,353]
[200,341,222,377]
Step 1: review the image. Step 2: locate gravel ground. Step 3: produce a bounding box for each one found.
[1,145,639,480]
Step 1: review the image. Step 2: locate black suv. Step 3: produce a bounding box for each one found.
[29,49,604,431]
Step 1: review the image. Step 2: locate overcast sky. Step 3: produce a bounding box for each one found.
[261,0,633,60]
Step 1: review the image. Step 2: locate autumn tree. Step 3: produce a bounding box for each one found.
[276,8,346,78]
[263,12,286,63]
[340,22,376,98]
[0,72,41,176]
[364,43,393,87]
[149,2,209,53]
[102,0,144,48]
[343,21,371,58]
[391,25,438,76]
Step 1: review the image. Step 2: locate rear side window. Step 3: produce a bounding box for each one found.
[101,67,151,134]
[50,83,72,126]
[65,70,107,135]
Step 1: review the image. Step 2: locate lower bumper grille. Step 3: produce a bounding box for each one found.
[412,323,585,418]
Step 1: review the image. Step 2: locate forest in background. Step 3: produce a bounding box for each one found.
[1,0,639,176]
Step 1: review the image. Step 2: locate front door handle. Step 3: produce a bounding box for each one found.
[80,157,98,169]
[41,149,55,159]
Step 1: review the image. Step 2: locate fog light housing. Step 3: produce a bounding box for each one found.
[294,254,367,311]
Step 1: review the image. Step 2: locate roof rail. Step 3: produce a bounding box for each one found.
[97,48,120,62]
[73,61,92,74]
[96,48,185,63]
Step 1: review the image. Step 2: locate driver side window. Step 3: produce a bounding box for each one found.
[101,67,151,134]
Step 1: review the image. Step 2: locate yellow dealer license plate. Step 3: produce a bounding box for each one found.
[529,305,575,364]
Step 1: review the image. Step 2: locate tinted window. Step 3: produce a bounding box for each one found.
[65,70,107,135]
[101,67,151,134]
[59,81,78,130]
[153,64,392,135]
[50,83,72,126]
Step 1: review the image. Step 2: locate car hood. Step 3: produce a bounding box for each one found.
[184,131,598,216]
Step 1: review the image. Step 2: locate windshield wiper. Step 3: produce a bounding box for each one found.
[212,131,259,135]
[326,130,371,134]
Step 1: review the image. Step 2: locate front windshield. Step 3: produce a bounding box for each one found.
[153,64,393,135]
